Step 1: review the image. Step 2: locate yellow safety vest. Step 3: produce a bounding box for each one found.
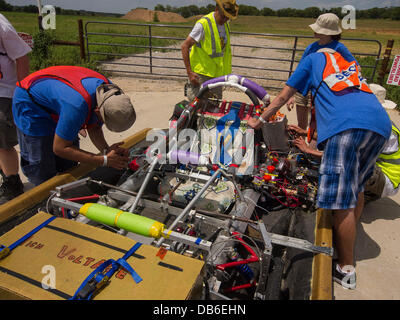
[189,12,232,78]
[376,123,400,189]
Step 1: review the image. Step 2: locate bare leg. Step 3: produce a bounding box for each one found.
[333,191,365,268]
[333,208,357,268]
[0,147,19,176]
[355,191,364,222]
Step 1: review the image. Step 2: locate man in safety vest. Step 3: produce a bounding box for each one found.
[248,48,392,290]
[12,66,136,187]
[181,0,239,102]
[364,123,400,202]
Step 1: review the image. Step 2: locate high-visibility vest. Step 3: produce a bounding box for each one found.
[322,51,372,93]
[17,66,109,126]
[189,12,232,78]
[376,123,400,189]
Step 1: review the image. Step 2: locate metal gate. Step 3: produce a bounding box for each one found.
[84,21,382,91]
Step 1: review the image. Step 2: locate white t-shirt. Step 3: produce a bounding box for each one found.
[189,13,227,50]
[0,13,32,98]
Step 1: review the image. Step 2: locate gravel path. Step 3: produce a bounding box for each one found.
[101,35,297,92]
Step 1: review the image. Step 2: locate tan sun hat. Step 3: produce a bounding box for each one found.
[215,0,239,20]
[370,83,397,110]
[309,13,342,36]
[96,83,136,132]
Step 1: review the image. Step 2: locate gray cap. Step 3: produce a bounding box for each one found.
[96,83,136,132]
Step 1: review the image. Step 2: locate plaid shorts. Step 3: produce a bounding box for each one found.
[317,129,387,210]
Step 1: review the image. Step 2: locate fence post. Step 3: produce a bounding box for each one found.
[288,36,298,78]
[78,19,86,61]
[377,39,394,85]
[149,25,153,74]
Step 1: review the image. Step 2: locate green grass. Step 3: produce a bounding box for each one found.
[2,11,399,109]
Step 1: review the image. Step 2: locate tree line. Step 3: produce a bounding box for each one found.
[0,0,122,17]
[154,4,400,20]
[1,0,399,20]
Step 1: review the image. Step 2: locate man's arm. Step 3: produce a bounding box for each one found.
[53,129,129,170]
[248,85,297,130]
[181,36,200,86]
[293,137,323,158]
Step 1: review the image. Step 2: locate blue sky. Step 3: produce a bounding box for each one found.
[6,0,400,14]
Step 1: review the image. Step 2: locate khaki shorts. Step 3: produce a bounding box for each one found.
[0,97,18,149]
[185,74,223,102]
[364,165,386,203]
[294,92,310,108]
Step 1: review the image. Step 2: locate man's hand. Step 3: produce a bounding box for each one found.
[105,148,129,170]
[106,142,129,157]
[188,70,200,87]
[104,142,129,170]
[248,117,264,130]
[293,137,309,153]
[287,96,295,111]
[287,124,307,137]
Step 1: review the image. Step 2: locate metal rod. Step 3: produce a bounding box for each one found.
[155,168,223,247]
[90,180,138,197]
[128,157,159,213]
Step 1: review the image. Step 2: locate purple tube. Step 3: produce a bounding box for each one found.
[170,150,202,165]
[202,74,269,103]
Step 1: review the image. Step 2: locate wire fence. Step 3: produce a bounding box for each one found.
[84,21,382,91]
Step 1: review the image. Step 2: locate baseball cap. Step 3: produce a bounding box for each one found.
[96,83,136,132]
[309,13,342,36]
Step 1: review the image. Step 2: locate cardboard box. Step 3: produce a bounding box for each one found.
[0,212,204,300]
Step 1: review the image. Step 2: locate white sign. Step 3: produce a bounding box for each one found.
[18,32,34,49]
[387,54,400,86]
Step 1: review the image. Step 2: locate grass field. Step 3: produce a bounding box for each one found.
[2,11,399,106]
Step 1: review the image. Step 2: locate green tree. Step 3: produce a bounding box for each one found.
[261,7,276,16]
[154,4,165,12]
[0,0,12,11]
[303,7,321,18]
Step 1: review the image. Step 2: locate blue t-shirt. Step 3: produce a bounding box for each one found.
[13,77,106,141]
[300,40,358,65]
[287,52,391,149]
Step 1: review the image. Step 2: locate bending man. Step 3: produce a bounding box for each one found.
[12,66,136,186]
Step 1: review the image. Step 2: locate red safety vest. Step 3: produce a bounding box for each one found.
[307,51,372,143]
[17,66,109,127]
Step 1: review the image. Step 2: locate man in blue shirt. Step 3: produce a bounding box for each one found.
[12,66,136,187]
[248,49,391,290]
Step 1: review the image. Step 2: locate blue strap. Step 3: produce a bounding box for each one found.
[70,242,142,300]
[0,216,56,259]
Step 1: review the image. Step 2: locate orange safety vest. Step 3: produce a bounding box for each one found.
[307,51,372,143]
[322,51,372,93]
[17,66,109,127]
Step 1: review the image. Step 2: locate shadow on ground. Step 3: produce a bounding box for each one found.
[354,198,400,263]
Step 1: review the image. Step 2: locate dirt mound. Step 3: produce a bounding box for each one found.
[188,15,203,21]
[122,8,187,23]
